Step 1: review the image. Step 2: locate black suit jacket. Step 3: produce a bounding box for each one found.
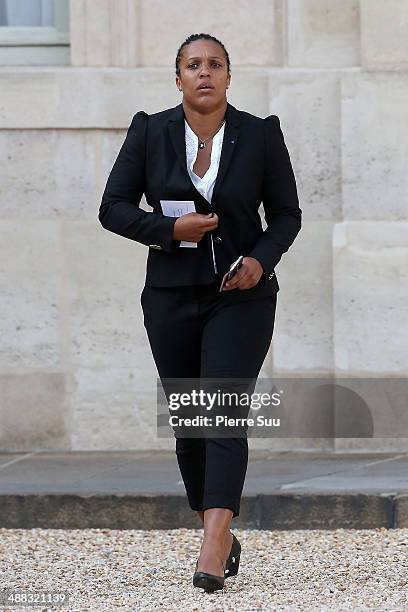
[99,101,302,303]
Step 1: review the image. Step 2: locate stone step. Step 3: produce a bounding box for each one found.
[1,451,407,529]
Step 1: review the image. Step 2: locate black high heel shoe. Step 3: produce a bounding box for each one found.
[192,532,242,592]
[193,558,226,592]
[224,533,241,578]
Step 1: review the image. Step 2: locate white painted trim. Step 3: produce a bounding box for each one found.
[0,26,69,46]
[0,44,70,64]
[53,0,70,32]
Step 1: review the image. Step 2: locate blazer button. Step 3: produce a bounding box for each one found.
[214,236,222,244]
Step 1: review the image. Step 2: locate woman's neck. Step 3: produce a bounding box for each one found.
[183,100,227,140]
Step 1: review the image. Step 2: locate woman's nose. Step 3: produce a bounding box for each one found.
[199,66,210,76]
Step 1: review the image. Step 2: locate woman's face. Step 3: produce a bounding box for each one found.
[176,39,230,110]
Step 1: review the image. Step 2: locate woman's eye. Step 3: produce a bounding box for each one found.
[187,63,222,69]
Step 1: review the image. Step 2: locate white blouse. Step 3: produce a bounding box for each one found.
[185,118,225,274]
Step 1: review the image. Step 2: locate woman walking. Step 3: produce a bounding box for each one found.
[99,33,302,592]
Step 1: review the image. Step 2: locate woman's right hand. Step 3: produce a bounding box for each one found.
[173,212,219,243]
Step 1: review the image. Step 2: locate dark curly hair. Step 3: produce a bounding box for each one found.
[175,33,231,77]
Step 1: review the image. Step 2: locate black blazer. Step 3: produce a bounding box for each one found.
[99,101,302,303]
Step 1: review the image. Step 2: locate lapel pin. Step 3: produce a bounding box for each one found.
[231,140,235,144]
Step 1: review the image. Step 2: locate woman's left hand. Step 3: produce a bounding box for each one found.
[222,257,264,291]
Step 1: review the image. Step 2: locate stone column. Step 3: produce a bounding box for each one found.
[69,0,140,66]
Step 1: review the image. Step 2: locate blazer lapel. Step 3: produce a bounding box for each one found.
[167,101,241,203]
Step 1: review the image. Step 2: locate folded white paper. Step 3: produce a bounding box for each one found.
[160,200,197,248]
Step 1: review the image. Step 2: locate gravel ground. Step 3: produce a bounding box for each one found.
[0,527,408,611]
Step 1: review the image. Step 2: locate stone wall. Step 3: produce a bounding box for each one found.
[0,0,407,452]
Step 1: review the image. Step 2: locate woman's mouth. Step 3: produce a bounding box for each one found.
[197,83,214,91]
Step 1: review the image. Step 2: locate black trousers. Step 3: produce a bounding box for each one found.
[140,275,277,518]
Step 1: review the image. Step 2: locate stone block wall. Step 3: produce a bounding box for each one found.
[0,1,406,451]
